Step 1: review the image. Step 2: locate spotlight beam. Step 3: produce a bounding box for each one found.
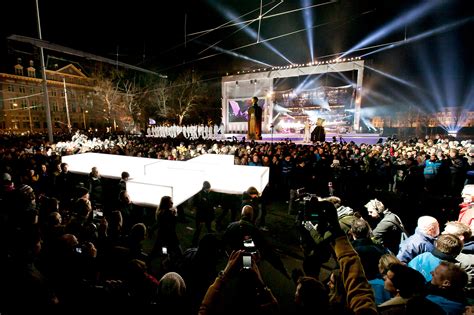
[302,0,315,61]
[158,11,378,72]
[341,0,445,58]
[199,0,287,55]
[364,65,419,89]
[188,0,336,37]
[199,42,273,67]
[209,2,293,64]
[198,17,257,55]
[326,64,354,85]
[414,45,445,112]
[361,89,395,104]
[8,35,165,77]
[360,17,474,58]
[188,1,272,39]
[257,0,263,43]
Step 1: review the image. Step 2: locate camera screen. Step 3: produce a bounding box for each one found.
[94,210,104,219]
[243,239,255,248]
[243,239,257,254]
[74,246,82,254]
[242,255,251,269]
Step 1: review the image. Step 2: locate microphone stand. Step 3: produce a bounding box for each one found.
[270,124,274,143]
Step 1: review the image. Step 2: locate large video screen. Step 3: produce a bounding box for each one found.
[271,73,356,133]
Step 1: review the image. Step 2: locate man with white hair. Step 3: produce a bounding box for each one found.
[459,184,474,234]
[397,216,439,264]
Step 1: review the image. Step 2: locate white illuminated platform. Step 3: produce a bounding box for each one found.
[203,164,269,195]
[61,153,159,179]
[187,153,235,166]
[62,153,269,207]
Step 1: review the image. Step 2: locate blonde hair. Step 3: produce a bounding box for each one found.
[444,221,472,240]
[378,254,401,275]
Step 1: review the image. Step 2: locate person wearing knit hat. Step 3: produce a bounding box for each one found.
[365,198,407,254]
[1,173,15,194]
[158,272,186,298]
[157,272,190,312]
[365,199,385,218]
[1,173,12,183]
[18,184,34,195]
[17,184,35,206]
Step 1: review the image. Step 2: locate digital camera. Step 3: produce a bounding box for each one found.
[295,191,321,224]
[74,244,86,254]
[93,209,104,224]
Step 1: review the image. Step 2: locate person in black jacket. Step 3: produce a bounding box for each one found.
[311,118,326,143]
[224,205,289,279]
[192,181,215,246]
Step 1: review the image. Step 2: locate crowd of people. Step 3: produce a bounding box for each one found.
[1,130,474,313]
[147,124,224,140]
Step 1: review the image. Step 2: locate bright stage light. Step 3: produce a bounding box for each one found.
[447,131,458,138]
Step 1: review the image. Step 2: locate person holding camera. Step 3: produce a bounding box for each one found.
[199,250,278,315]
[150,196,182,264]
[301,200,378,314]
[224,205,289,280]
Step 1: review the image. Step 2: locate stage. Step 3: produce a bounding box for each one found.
[223,132,385,145]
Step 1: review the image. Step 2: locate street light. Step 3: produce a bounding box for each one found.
[27,98,32,132]
[82,109,88,130]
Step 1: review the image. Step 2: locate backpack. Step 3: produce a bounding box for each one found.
[393,214,409,243]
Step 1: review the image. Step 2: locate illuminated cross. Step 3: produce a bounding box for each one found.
[62,153,269,207]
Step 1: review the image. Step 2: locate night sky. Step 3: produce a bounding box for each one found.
[1,0,473,113]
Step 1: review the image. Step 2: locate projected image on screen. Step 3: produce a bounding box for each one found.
[228,98,265,123]
[228,100,248,123]
[272,73,355,133]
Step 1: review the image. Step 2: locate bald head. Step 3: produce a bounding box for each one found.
[241,205,254,221]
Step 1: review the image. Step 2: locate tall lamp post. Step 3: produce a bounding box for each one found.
[63,77,71,133]
[27,98,33,132]
[35,0,53,143]
[82,109,88,130]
